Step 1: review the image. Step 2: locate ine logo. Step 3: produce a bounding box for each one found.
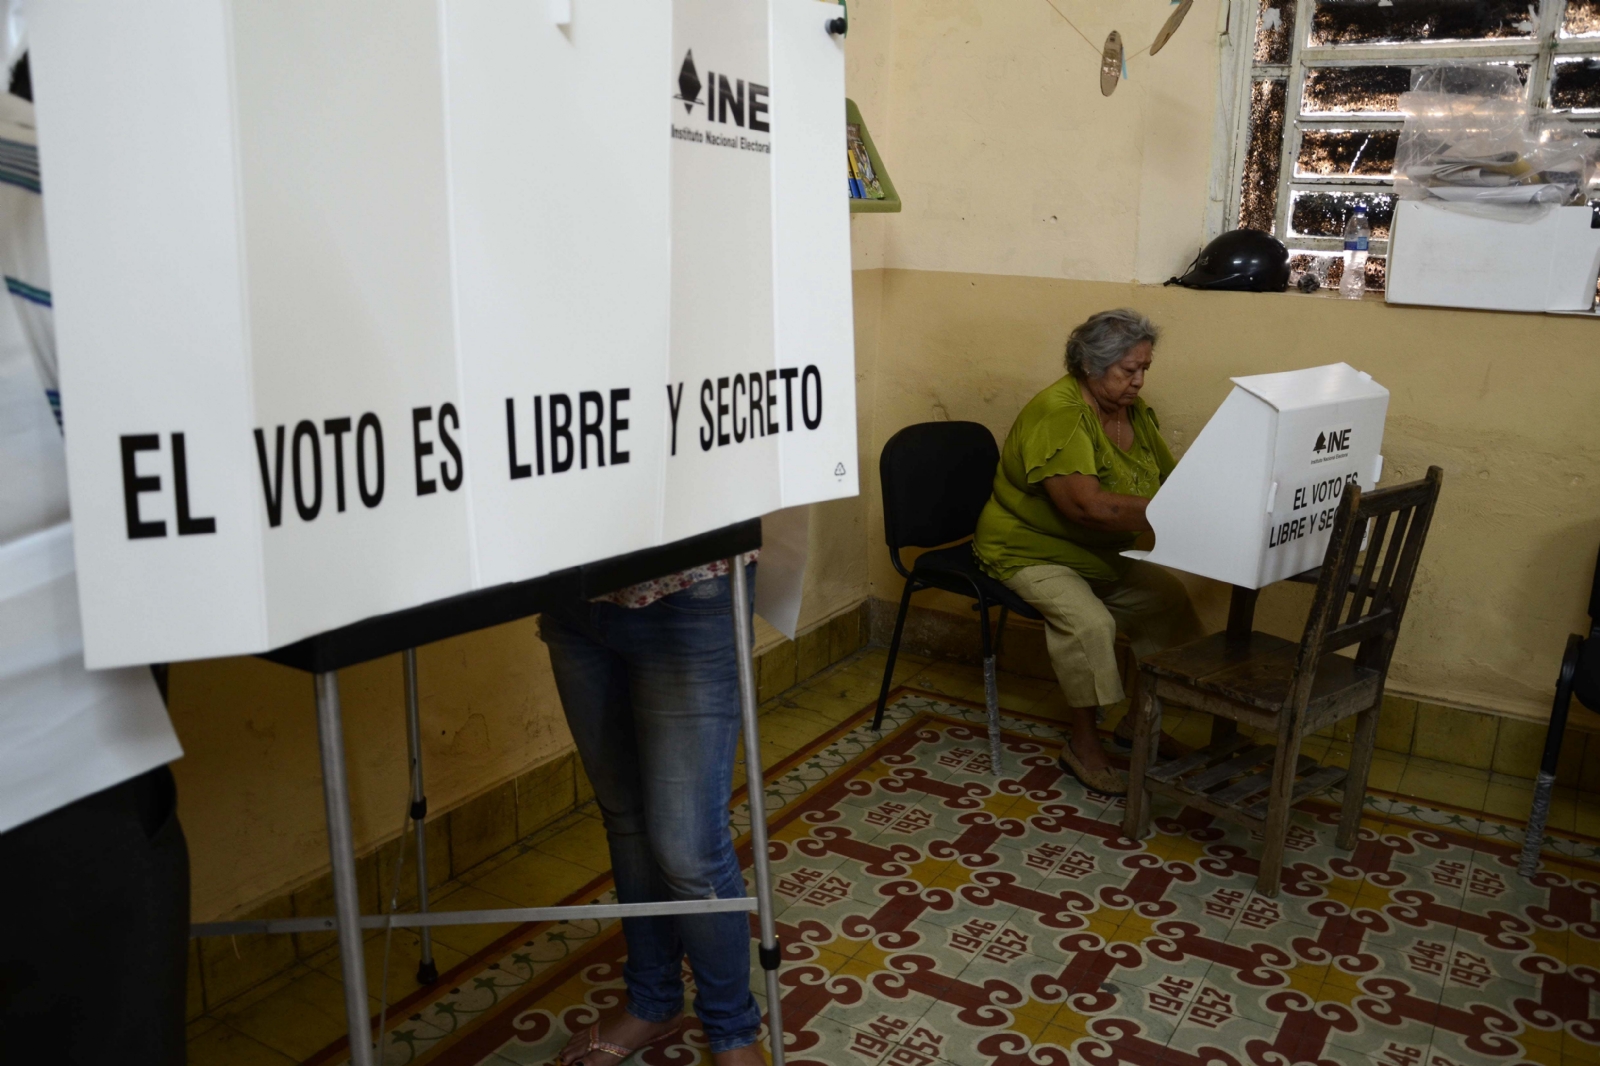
[675,50,703,113]
[1313,428,1352,455]
[673,49,771,132]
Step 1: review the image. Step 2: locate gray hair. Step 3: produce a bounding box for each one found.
[1064,309,1160,380]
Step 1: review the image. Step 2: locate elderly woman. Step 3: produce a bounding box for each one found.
[974,308,1202,795]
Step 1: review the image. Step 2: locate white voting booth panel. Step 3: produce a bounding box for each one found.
[31,0,855,669]
[1130,363,1388,590]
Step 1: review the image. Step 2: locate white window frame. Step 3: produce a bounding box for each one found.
[1216,0,1600,272]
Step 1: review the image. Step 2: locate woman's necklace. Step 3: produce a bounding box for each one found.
[1101,408,1127,449]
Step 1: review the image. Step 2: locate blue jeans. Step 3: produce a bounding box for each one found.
[539,567,760,1054]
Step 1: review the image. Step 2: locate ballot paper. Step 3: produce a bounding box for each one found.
[31,1,856,669]
[1127,363,1388,590]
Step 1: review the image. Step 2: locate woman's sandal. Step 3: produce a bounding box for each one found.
[560,1020,681,1066]
[1056,739,1128,796]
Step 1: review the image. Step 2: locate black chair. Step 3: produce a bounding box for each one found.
[1518,541,1600,875]
[872,422,1042,774]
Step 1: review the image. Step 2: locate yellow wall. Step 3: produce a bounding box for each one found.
[852,0,1599,723]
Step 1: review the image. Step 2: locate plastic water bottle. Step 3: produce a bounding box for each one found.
[1340,205,1369,300]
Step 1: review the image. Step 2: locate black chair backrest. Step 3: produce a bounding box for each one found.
[1292,466,1445,707]
[1588,541,1600,633]
[879,421,999,557]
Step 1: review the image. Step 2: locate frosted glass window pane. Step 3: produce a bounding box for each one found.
[1551,58,1600,111]
[1310,0,1540,46]
[1289,190,1395,239]
[1563,0,1600,37]
[1240,79,1288,233]
[1296,129,1399,177]
[1288,251,1387,292]
[1302,66,1414,115]
[1255,0,1297,64]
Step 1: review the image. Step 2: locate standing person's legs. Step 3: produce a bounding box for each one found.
[622,570,761,1057]
[541,569,762,1063]
[542,603,687,1063]
[1001,565,1126,791]
[0,766,190,1066]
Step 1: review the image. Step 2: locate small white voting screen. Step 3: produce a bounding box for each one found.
[31,1,856,669]
[1129,363,1388,589]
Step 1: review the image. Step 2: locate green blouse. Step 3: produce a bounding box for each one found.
[973,375,1175,583]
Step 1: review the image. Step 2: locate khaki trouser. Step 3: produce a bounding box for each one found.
[1003,561,1203,708]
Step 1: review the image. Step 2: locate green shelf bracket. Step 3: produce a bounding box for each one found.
[846,98,900,214]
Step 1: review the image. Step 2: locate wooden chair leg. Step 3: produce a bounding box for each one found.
[1336,704,1380,850]
[1122,677,1160,842]
[1255,732,1304,898]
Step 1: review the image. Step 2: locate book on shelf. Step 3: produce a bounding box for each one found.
[846,123,884,200]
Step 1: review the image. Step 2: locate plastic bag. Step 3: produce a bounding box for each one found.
[1394,64,1592,218]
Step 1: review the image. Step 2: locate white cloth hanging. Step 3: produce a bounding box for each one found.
[0,91,180,834]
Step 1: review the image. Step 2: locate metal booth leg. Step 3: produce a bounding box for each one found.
[729,559,786,1066]
[315,670,376,1066]
[402,649,438,983]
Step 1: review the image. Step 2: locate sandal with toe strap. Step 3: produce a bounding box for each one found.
[560,1021,680,1066]
[1056,740,1127,797]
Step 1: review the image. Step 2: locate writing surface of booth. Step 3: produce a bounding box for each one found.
[1127,363,1388,590]
[30,0,854,669]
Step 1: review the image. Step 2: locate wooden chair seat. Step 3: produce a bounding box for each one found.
[1143,631,1382,722]
[1122,466,1444,898]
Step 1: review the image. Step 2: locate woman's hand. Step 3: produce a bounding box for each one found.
[1042,473,1152,533]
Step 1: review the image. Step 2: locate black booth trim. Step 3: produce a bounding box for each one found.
[259,519,762,673]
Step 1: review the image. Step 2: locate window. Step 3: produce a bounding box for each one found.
[1226,0,1600,292]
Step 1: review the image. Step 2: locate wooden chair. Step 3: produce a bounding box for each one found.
[1122,466,1443,896]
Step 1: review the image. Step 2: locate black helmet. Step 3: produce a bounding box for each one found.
[1169,228,1289,292]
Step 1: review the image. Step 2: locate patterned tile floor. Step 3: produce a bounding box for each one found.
[186,650,1600,1066]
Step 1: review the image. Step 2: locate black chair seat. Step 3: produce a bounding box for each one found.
[910,544,1042,621]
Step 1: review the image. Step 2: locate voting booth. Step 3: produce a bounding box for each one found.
[33,0,855,671]
[30,5,853,1064]
[1130,363,1389,589]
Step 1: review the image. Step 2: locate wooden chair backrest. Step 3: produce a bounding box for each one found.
[1288,466,1445,716]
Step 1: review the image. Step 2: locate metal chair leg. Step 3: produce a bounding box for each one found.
[1520,635,1583,877]
[978,597,1002,776]
[873,579,917,731]
[994,605,1010,658]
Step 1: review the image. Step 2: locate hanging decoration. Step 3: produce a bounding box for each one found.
[1100,30,1124,96]
[1041,0,1185,98]
[1150,0,1193,55]
[1100,30,1126,96]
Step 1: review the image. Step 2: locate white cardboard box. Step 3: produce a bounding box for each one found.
[1128,363,1388,590]
[32,0,855,668]
[1386,200,1600,313]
